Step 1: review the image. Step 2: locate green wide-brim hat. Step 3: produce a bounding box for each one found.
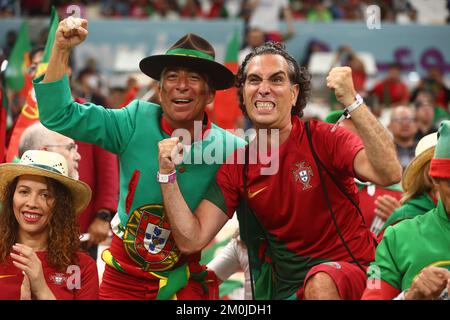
[429,120,450,179]
[139,33,235,90]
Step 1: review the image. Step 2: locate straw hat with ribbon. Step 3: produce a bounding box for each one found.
[402,132,438,191]
[139,33,235,90]
[0,150,92,214]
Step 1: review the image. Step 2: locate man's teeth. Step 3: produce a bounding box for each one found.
[256,102,275,110]
[174,99,191,103]
[24,213,40,219]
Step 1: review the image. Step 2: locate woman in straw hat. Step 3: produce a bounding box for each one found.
[379,132,439,238]
[0,150,98,300]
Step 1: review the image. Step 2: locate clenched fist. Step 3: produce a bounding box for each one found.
[326,67,358,107]
[158,137,184,174]
[55,16,88,52]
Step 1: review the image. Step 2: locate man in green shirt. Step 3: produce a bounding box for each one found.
[33,17,244,299]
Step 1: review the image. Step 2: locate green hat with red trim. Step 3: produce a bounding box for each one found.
[139,33,235,90]
[429,120,450,178]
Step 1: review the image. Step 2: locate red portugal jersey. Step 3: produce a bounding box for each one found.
[204,117,376,298]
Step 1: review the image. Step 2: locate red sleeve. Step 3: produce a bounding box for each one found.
[313,121,364,178]
[204,149,244,218]
[74,253,99,300]
[361,279,401,300]
[93,145,119,213]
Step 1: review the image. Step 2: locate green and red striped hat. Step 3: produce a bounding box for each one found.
[139,33,235,90]
[429,120,450,178]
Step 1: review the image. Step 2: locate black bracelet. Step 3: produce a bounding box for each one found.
[96,211,113,222]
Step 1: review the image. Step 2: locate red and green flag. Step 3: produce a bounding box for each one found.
[6,7,59,162]
[212,30,243,130]
[4,21,31,91]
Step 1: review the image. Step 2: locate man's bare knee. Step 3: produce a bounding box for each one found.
[304,272,341,300]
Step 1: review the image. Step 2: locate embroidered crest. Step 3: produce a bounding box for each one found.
[49,273,67,285]
[293,162,314,190]
[123,204,180,272]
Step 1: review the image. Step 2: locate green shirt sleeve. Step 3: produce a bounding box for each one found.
[33,74,136,154]
[368,226,402,290]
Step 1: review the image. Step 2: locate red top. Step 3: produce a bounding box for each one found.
[210,118,375,263]
[77,141,119,233]
[371,80,409,105]
[0,252,99,300]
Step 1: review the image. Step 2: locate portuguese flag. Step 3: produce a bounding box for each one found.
[4,21,31,92]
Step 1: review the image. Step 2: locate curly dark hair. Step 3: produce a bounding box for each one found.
[0,176,81,271]
[236,41,311,118]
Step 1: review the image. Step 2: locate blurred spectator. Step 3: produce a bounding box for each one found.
[246,0,296,42]
[299,38,329,68]
[119,76,140,108]
[151,0,179,19]
[2,30,17,59]
[411,66,450,111]
[238,27,265,65]
[408,0,449,24]
[388,105,418,170]
[129,0,151,18]
[20,0,51,16]
[307,0,333,22]
[393,0,417,23]
[412,89,450,125]
[329,45,366,108]
[0,0,15,16]
[413,97,438,141]
[180,0,204,18]
[73,67,107,106]
[370,63,409,108]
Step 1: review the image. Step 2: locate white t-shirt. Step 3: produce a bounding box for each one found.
[248,0,289,32]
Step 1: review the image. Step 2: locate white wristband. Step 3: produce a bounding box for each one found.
[345,94,364,114]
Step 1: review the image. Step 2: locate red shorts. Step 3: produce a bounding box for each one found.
[99,264,207,300]
[297,261,367,300]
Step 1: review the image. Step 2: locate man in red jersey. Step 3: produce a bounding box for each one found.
[158,42,402,299]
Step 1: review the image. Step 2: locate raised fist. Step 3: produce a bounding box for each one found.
[326,67,357,107]
[55,16,88,52]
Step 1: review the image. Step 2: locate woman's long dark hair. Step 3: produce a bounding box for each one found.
[0,176,81,271]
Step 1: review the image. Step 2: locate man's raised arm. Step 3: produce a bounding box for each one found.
[327,67,402,186]
[43,17,88,83]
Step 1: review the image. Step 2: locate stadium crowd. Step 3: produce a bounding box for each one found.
[0,1,449,300]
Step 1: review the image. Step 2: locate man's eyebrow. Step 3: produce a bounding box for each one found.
[247,71,287,78]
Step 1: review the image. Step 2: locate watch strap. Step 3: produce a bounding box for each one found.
[157,171,177,183]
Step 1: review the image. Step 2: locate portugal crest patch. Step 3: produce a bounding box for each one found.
[293,162,314,190]
[123,204,180,272]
